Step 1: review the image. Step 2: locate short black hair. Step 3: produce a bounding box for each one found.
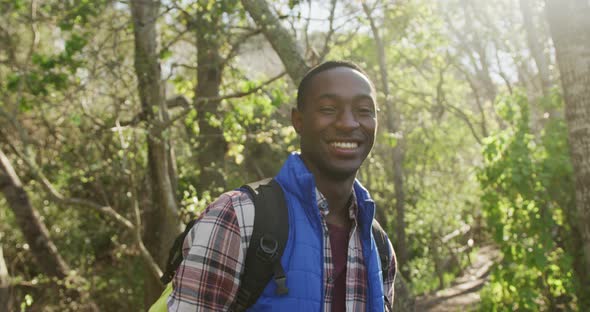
[296,60,372,110]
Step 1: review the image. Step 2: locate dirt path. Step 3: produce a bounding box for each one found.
[414,245,500,312]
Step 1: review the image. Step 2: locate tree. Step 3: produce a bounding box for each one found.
[546,0,590,308]
[519,0,553,97]
[194,2,229,195]
[0,244,11,311]
[129,0,181,304]
[241,0,310,83]
[3,0,585,309]
[0,149,99,311]
[478,90,578,310]
[362,0,409,275]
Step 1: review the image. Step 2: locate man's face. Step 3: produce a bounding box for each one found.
[292,67,378,180]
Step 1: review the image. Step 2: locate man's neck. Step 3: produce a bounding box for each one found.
[298,154,357,228]
[315,174,355,229]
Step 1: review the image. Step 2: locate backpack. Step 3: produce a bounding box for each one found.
[149,178,395,311]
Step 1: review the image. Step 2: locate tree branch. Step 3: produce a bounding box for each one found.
[2,132,164,282]
[436,67,483,145]
[318,0,338,62]
[222,28,263,67]
[241,0,309,83]
[159,71,286,130]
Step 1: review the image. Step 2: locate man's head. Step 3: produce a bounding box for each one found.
[292,61,378,181]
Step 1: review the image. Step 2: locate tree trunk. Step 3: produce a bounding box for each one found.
[520,0,553,96]
[545,0,590,308]
[194,4,227,196]
[0,244,11,312]
[520,0,557,133]
[0,150,98,311]
[240,0,309,84]
[362,3,409,273]
[0,150,70,279]
[129,0,180,305]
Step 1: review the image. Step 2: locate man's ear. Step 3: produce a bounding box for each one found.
[291,107,302,134]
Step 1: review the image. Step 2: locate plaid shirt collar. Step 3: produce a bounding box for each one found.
[315,188,358,221]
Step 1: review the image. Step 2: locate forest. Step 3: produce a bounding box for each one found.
[1,0,589,311]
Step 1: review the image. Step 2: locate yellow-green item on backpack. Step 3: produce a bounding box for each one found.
[148,283,173,312]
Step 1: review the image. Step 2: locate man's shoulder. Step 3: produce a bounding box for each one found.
[196,178,284,235]
[184,188,255,246]
[242,177,273,193]
[205,188,255,216]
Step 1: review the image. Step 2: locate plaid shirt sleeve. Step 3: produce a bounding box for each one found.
[383,237,397,311]
[167,190,254,312]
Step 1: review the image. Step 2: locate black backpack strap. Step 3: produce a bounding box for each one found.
[230,178,290,311]
[160,218,198,284]
[371,219,397,308]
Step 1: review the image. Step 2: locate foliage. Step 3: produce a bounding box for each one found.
[3,0,296,308]
[329,0,481,294]
[0,0,585,310]
[478,90,577,310]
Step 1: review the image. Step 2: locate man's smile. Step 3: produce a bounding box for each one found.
[330,141,359,149]
[327,138,365,158]
[292,65,377,179]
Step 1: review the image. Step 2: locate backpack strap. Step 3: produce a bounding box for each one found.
[158,179,390,310]
[229,178,290,311]
[371,219,397,307]
[160,218,198,284]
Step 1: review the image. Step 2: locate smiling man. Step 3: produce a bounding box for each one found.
[167,61,396,311]
[293,64,378,230]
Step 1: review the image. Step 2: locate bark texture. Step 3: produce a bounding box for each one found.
[545,0,590,308]
[129,0,180,304]
[0,244,12,311]
[195,4,227,195]
[240,0,309,84]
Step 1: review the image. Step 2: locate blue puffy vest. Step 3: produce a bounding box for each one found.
[247,153,386,311]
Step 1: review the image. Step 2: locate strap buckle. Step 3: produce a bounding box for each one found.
[257,235,279,261]
[274,276,289,295]
[272,260,289,296]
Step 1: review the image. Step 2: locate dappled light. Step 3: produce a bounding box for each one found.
[1,0,589,311]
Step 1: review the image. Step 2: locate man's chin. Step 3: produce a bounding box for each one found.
[300,152,363,181]
[322,163,360,181]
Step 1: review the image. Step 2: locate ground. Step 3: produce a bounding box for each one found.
[414,245,500,312]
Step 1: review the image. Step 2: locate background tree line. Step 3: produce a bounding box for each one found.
[0,0,589,310]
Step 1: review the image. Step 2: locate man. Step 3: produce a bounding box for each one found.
[168,61,396,311]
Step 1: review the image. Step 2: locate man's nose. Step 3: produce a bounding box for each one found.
[335,108,360,130]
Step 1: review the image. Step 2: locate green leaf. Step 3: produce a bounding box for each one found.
[159,49,173,60]
[65,33,88,57]
[7,74,21,91]
[385,132,399,147]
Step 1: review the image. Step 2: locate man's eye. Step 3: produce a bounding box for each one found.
[357,108,375,116]
[319,107,336,113]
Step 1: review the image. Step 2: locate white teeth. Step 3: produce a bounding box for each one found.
[331,142,358,149]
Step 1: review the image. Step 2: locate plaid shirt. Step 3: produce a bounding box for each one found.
[168,188,395,311]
